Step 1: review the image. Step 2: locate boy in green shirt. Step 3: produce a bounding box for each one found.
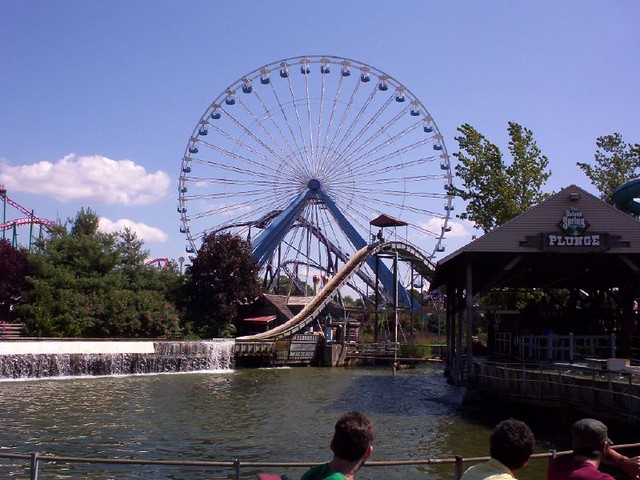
[302,412,375,480]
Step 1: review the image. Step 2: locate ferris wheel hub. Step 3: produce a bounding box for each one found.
[307,179,321,191]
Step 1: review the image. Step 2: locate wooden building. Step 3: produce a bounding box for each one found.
[431,185,640,381]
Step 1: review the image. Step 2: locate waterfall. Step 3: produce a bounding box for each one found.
[0,340,235,380]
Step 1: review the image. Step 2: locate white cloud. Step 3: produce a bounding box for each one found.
[443,220,473,238]
[98,217,168,243]
[0,154,170,205]
[419,217,473,238]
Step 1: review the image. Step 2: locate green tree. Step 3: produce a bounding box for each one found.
[342,295,364,308]
[183,232,261,338]
[272,274,313,296]
[577,133,640,204]
[450,122,552,233]
[16,208,181,337]
[113,228,183,301]
[0,239,31,321]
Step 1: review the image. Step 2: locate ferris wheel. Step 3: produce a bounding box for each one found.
[178,55,453,298]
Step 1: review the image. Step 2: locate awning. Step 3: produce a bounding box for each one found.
[370,214,408,228]
[241,315,277,324]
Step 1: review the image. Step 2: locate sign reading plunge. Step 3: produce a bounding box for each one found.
[548,208,600,247]
[519,208,629,251]
[548,233,600,247]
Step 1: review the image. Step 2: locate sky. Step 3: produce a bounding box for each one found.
[1,1,639,264]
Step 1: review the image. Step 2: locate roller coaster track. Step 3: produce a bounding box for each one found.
[0,189,56,229]
[237,240,435,341]
[0,216,54,231]
[1,186,57,249]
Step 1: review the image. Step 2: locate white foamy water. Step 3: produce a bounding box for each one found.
[0,340,235,380]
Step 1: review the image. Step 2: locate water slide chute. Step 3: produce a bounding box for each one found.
[613,178,640,215]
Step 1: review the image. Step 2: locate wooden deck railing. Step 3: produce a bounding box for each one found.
[472,360,640,422]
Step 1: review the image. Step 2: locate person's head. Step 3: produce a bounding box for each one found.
[490,419,535,471]
[330,412,375,462]
[572,418,612,459]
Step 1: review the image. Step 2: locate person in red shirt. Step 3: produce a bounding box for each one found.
[548,418,640,480]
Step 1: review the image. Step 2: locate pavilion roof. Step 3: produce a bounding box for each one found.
[432,185,640,293]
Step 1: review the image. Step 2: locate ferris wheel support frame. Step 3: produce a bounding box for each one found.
[251,178,413,306]
[252,188,313,266]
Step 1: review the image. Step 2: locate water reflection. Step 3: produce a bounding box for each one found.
[0,365,547,480]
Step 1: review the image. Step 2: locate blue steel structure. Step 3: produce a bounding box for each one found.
[252,178,411,305]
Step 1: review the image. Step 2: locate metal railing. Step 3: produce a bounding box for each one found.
[4,444,640,480]
[355,342,400,354]
[515,333,616,361]
[494,332,512,356]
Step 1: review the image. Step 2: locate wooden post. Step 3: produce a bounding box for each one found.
[465,259,474,379]
[569,333,575,363]
[454,455,464,480]
[445,284,455,376]
[611,334,616,358]
[457,287,464,382]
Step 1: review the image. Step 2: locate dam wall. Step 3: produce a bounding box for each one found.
[0,340,234,380]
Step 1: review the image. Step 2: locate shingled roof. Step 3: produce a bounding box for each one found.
[432,185,640,293]
[263,294,295,320]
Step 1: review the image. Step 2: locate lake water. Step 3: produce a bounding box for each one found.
[0,365,563,479]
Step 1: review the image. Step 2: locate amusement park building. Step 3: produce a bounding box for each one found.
[431,184,640,379]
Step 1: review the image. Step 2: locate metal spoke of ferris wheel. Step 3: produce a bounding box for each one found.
[178,54,454,284]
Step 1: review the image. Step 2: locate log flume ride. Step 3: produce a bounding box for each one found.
[237,240,435,341]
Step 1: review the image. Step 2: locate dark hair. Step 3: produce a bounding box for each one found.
[331,412,375,462]
[575,447,605,460]
[490,419,535,470]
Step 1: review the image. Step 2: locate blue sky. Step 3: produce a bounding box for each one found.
[1,1,639,262]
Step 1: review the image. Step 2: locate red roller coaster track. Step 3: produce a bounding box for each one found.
[145,257,170,268]
[0,184,56,244]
